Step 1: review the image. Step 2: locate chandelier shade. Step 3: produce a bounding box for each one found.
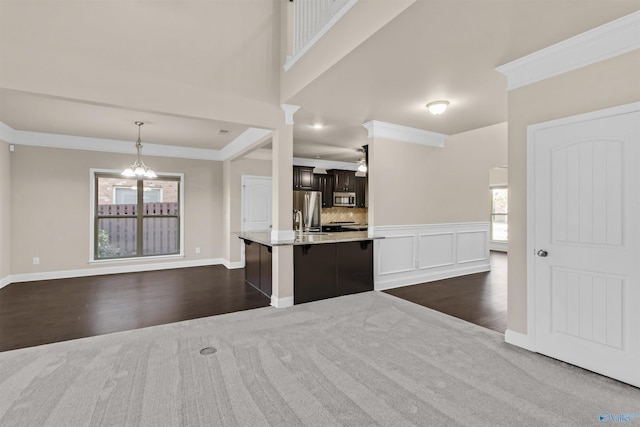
[122,121,156,179]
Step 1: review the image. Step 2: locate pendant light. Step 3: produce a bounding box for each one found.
[122,121,157,179]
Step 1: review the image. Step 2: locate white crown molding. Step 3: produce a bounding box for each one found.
[219,127,272,161]
[0,121,17,143]
[0,120,273,162]
[280,104,301,125]
[496,10,640,90]
[362,120,447,148]
[283,0,360,72]
[293,157,359,171]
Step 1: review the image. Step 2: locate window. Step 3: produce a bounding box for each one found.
[491,187,508,242]
[93,172,182,260]
[114,187,162,204]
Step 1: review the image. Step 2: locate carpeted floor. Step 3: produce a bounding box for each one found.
[0,291,637,426]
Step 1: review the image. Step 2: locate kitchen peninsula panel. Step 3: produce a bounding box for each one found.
[238,231,379,305]
[294,240,373,304]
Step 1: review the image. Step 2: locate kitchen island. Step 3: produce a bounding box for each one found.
[237,231,380,305]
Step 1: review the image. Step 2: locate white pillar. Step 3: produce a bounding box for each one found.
[270,104,300,308]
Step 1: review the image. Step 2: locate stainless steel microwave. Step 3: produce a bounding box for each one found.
[333,191,356,207]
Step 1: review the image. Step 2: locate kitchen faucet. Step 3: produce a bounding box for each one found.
[293,209,302,235]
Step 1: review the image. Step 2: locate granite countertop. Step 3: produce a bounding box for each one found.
[235,230,382,247]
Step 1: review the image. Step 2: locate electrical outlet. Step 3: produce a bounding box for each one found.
[33,257,40,265]
[195,247,201,254]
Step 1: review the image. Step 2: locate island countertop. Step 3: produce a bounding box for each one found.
[236,230,382,247]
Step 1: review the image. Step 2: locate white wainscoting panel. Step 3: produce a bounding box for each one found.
[373,223,491,291]
[457,230,489,263]
[378,235,415,275]
[419,232,455,269]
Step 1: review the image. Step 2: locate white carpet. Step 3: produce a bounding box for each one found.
[0,291,638,426]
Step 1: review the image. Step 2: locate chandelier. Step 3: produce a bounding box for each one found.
[122,121,157,178]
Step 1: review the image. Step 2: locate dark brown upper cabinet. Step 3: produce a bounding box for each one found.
[355,176,366,207]
[293,166,314,190]
[333,170,356,192]
[313,174,334,207]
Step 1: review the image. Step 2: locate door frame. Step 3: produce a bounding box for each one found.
[526,101,640,352]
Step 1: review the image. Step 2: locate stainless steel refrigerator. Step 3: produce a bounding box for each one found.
[293,190,322,232]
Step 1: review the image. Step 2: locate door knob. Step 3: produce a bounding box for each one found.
[537,249,548,257]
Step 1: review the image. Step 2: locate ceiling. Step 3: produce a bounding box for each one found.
[1,0,639,163]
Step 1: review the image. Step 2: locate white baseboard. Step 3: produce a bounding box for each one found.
[9,258,223,284]
[505,329,533,351]
[375,263,491,291]
[0,275,11,290]
[222,259,245,269]
[271,295,293,308]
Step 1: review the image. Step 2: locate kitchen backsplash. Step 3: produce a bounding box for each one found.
[321,207,367,224]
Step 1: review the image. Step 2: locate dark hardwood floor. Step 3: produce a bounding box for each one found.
[385,251,507,333]
[0,252,507,352]
[0,266,270,352]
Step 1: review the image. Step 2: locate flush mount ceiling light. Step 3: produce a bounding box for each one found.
[122,121,157,179]
[426,100,450,115]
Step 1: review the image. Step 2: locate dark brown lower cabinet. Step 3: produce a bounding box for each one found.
[259,244,272,296]
[294,244,337,304]
[337,241,373,296]
[294,241,373,304]
[242,239,272,297]
[244,240,260,289]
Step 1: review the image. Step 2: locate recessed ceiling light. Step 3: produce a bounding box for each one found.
[218,129,231,135]
[426,100,450,115]
[312,123,324,129]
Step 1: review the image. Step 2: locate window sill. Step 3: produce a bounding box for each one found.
[89,253,185,265]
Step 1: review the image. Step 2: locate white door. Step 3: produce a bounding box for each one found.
[532,107,640,387]
[241,176,272,231]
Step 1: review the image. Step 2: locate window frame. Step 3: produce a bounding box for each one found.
[89,169,185,263]
[490,185,508,243]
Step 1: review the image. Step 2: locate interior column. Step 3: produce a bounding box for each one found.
[270,104,299,308]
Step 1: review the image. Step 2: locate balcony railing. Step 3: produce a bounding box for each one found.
[285,0,358,71]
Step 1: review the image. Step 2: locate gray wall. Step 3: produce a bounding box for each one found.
[9,145,222,275]
[0,140,10,281]
[369,122,507,227]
